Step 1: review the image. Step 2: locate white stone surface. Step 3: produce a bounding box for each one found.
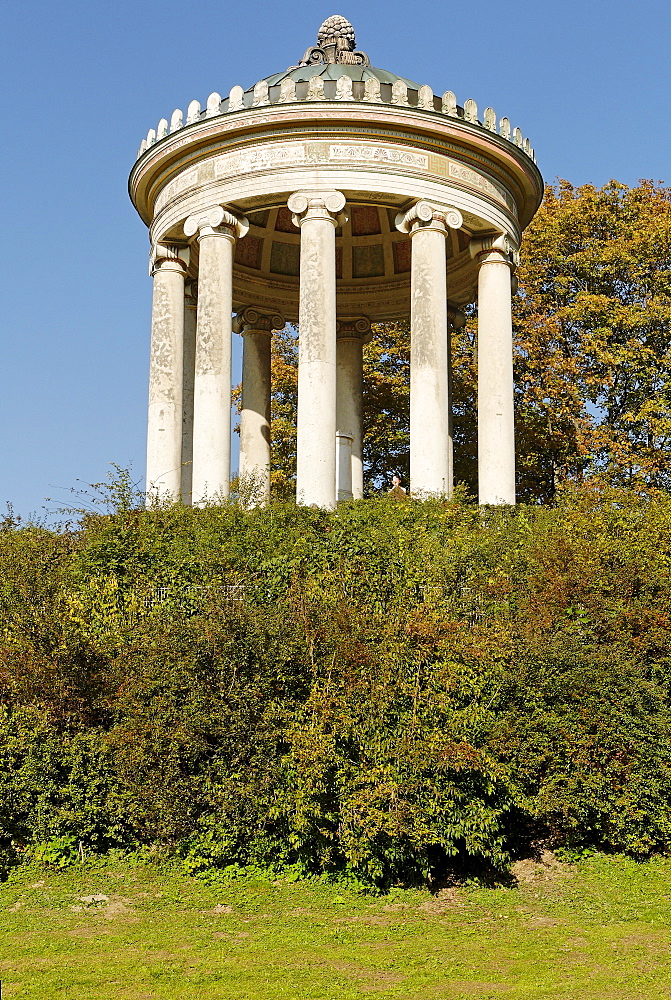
[395,203,462,496]
[184,207,248,503]
[336,326,366,500]
[471,235,516,504]
[336,432,354,501]
[181,283,197,504]
[289,191,346,509]
[146,248,187,502]
[405,210,451,496]
[236,307,283,505]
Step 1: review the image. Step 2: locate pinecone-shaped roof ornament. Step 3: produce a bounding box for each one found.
[317,15,356,50]
[298,15,370,67]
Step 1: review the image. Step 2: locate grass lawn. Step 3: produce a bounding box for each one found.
[2,852,671,999]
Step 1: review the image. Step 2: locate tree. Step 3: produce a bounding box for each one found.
[238,180,671,501]
[513,179,671,500]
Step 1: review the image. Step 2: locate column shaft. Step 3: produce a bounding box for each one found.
[289,191,346,509]
[336,322,368,500]
[146,251,187,502]
[410,224,449,494]
[240,331,272,501]
[397,202,462,497]
[240,330,270,499]
[192,232,233,502]
[474,240,516,504]
[185,207,248,504]
[235,307,284,506]
[181,283,197,505]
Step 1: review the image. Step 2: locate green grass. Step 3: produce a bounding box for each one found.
[2,853,671,999]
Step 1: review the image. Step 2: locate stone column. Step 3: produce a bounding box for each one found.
[336,317,370,500]
[184,206,248,505]
[396,202,463,497]
[470,234,517,505]
[233,306,285,506]
[146,242,189,503]
[288,190,347,509]
[181,280,197,505]
[447,306,466,493]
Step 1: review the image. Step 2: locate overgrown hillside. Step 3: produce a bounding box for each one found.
[1,484,671,887]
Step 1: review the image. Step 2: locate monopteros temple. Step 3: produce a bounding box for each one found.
[129,15,543,507]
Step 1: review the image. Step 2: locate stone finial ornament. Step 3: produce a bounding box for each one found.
[363,78,382,103]
[307,76,325,100]
[298,15,370,67]
[464,99,478,123]
[228,86,245,112]
[278,78,296,103]
[186,100,201,124]
[170,108,183,132]
[252,81,270,107]
[146,127,156,147]
[391,80,409,106]
[513,126,523,147]
[417,85,434,111]
[156,118,169,139]
[318,14,356,49]
[335,75,353,100]
[499,116,511,140]
[441,91,458,116]
[523,137,531,155]
[483,107,496,131]
[206,92,222,117]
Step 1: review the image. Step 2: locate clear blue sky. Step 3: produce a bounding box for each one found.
[1,0,669,519]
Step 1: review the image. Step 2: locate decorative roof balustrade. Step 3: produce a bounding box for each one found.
[136,80,536,165]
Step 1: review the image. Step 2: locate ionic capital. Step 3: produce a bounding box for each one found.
[336,316,372,343]
[149,242,190,276]
[395,201,463,237]
[233,306,285,336]
[287,190,347,228]
[447,305,467,330]
[185,280,198,308]
[184,205,249,242]
[469,233,519,269]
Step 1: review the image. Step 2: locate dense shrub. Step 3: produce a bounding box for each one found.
[1,484,670,885]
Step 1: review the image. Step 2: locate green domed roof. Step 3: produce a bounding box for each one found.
[261,63,420,91]
[244,16,420,97]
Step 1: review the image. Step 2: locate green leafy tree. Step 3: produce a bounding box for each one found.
[513,178,671,500]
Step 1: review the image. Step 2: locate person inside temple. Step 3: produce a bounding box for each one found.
[388,474,407,499]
